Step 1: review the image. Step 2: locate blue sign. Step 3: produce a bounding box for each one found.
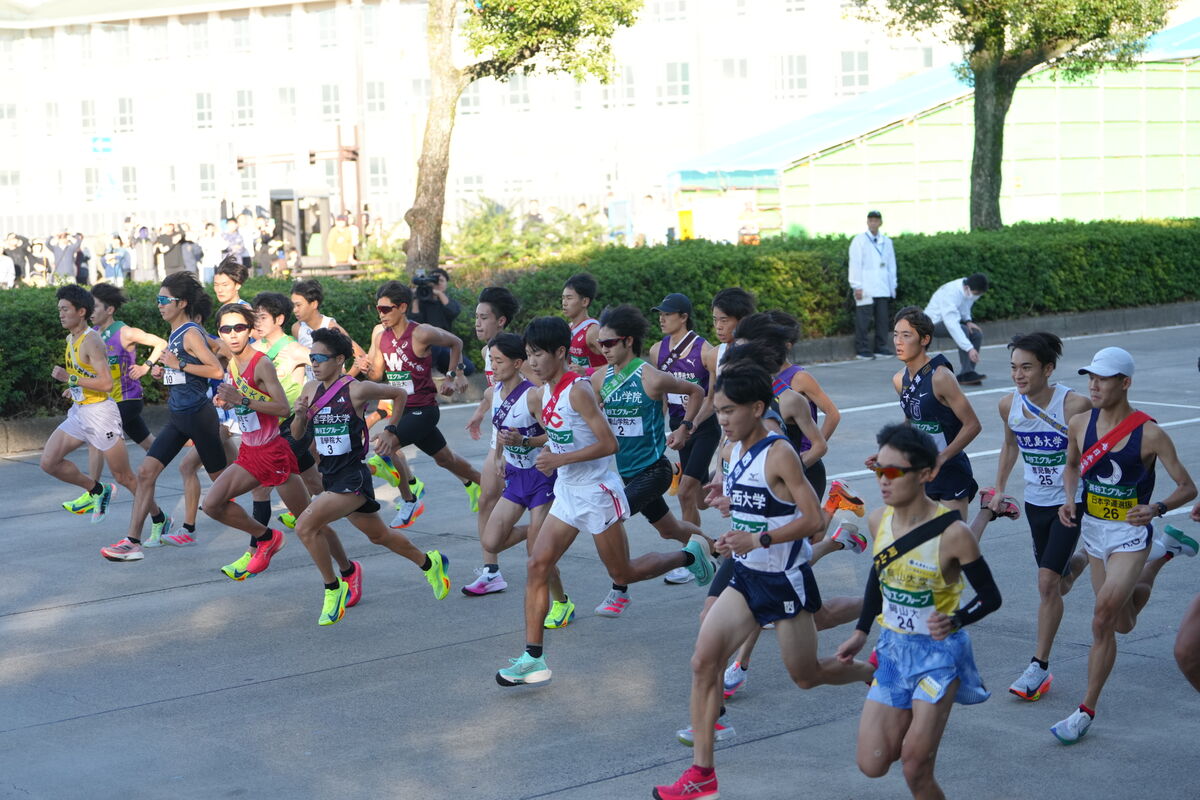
[91,136,112,153]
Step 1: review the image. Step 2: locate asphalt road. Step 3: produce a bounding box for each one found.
[2,323,1198,800]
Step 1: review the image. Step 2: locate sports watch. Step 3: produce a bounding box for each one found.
[759,533,773,548]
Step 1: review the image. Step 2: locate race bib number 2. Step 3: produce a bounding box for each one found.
[607,414,644,438]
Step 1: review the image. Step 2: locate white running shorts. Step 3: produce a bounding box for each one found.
[58,400,124,452]
[549,472,629,536]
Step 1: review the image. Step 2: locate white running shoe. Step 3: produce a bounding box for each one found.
[1162,525,1199,558]
[723,661,747,699]
[663,566,695,585]
[1008,661,1053,701]
[677,712,737,747]
[461,567,507,596]
[594,588,631,617]
[831,520,870,554]
[1050,708,1093,744]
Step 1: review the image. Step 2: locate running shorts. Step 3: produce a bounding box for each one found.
[116,399,150,445]
[321,461,381,514]
[548,474,628,535]
[147,402,227,473]
[59,400,124,452]
[621,456,673,524]
[235,435,298,488]
[1026,503,1082,575]
[502,462,555,509]
[867,627,990,709]
[725,559,822,626]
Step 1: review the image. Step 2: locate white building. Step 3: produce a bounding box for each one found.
[0,0,965,240]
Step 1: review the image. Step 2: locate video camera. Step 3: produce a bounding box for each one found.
[412,270,436,303]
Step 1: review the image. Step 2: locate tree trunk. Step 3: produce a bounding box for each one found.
[969,61,1021,231]
[404,0,470,273]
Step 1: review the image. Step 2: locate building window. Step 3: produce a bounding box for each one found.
[195,93,213,128]
[654,0,687,22]
[122,166,137,200]
[368,156,387,191]
[30,28,54,69]
[777,54,807,99]
[81,100,95,133]
[362,3,379,45]
[44,101,59,134]
[277,87,296,122]
[783,0,805,11]
[199,163,216,199]
[115,97,134,132]
[264,9,293,50]
[66,25,92,61]
[321,84,340,121]
[0,103,15,133]
[315,7,338,48]
[234,90,254,127]
[410,79,431,108]
[0,170,20,191]
[0,30,18,69]
[167,165,176,193]
[105,23,130,61]
[602,66,636,108]
[721,58,748,80]
[241,164,257,196]
[141,20,167,62]
[226,14,250,54]
[323,160,338,188]
[838,50,869,95]
[657,62,690,106]
[84,167,99,201]
[181,16,207,57]
[366,81,386,114]
[507,75,530,111]
[459,82,481,114]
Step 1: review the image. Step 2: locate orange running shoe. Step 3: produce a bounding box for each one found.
[667,461,683,496]
[823,480,865,517]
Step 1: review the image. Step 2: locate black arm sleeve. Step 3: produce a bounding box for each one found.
[950,557,1002,630]
[855,565,883,634]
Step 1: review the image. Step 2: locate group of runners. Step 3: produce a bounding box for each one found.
[38,264,1200,799]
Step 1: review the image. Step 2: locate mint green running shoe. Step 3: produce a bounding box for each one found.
[683,535,715,586]
[90,483,115,525]
[496,652,551,686]
[143,513,173,548]
[1163,525,1199,558]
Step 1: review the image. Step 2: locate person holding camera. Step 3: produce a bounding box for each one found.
[410,268,475,376]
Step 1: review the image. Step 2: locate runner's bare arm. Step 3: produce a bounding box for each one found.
[291,382,317,439]
[1058,411,1088,527]
[1127,424,1198,525]
[585,321,601,355]
[779,390,827,465]
[561,382,618,464]
[366,326,385,382]
[122,326,168,378]
[79,333,114,393]
[932,366,982,463]
[328,320,368,377]
[416,323,468,394]
[174,328,225,380]
[791,371,840,442]
[218,355,288,418]
[929,521,999,640]
[991,394,1019,504]
[467,386,492,440]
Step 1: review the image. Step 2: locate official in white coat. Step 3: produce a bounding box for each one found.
[848,210,898,359]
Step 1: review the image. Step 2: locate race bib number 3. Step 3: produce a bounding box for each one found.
[386,370,414,393]
[163,367,186,386]
[606,414,644,438]
[314,422,351,455]
[881,583,934,635]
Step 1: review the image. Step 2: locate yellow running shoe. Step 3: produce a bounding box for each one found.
[62,489,96,515]
[221,550,255,581]
[367,453,401,488]
[424,550,451,600]
[465,481,481,513]
[544,598,576,629]
[277,512,297,529]
[319,580,349,626]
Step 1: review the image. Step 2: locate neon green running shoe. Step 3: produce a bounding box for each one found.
[424,550,451,600]
[410,476,426,500]
[278,512,297,529]
[62,489,96,515]
[367,453,401,488]
[544,598,576,629]
[319,580,349,626]
[465,480,482,513]
[144,513,173,548]
[221,550,255,581]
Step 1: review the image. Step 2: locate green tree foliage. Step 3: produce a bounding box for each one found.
[444,197,605,265]
[848,0,1173,230]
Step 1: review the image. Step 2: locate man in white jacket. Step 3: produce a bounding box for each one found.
[924,273,989,385]
[847,210,897,360]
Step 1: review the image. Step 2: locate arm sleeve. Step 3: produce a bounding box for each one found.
[950,557,1002,629]
[855,564,883,634]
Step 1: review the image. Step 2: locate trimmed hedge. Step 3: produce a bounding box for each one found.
[2,219,1197,418]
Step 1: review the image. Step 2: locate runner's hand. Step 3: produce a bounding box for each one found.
[294,392,311,418]
[835,630,866,664]
[466,412,483,440]
[1191,501,1200,523]
[703,477,731,517]
[666,426,690,450]
[215,382,242,405]
[1058,500,1077,528]
[372,430,399,458]
[497,428,524,447]
[987,491,1008,516]
[927,611,955,641]
[159,351,180,370]
[535,448,560,477]
[51,365,68,382]
[150,364,164,380]
[353,353,371,373]
[129,363,150,380]
[452,374,469,395]
[1125,504,1156,527]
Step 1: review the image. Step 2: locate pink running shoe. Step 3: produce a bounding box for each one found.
[653,765,719,800]
[101,538,144,562]
[247,529,286,574]
[344,560,364,608]
[979,488,1021,520]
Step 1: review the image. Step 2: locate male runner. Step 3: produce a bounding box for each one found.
[60,283,165,515]
[561,272,606,372]
[1051,346,1197,742]
[495,317,714,687]
[591,304,712,617]
[462,287,529,595]
[701,287,756,382]
[292,328,451,625]
[212,256,249,307]
[652,363,873,800]
[990,332,1092,701]
[477,332,572,623]
[367,280,481,511]
[836,423,1001,800]
[42,286,148,527]
[102,272,225,561]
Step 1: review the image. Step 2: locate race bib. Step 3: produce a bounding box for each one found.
[546,426,574,452]
[505,444,537,470]
[606,413,644,438]
[314,421,351,455]
[233,405,260,433]
[69,385,84,403]
[881,582,934,635]
[163,367,186,386]
[386,369,414,394]
[1085,482,1136,522]
[667,392,689,408]
[910,419,943,436]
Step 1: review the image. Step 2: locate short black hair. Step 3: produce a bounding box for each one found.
[488,331,527,362]
[598,304,649,357]
[252,291,291,323]
[766,310,801,345]
[1008,331,1063,367]
[162,271,207,317]
[217,303,255,327]
[430,268,449,283]
[479,286,519,328]
[876,422,939,471]
[311,327,352,361]
[377,280,412,308]
[714,361,773,408]
[712,287,756,320]
[214,255,249,285]
[90,283,128,311]
[56,284,94,323]
[892,305,934,349]
[965,273,989,293]
[564,273,598,303]
[291,278,324,306]
[190,292,213,325]
[723,339,786,375]
[524,315,571,356]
